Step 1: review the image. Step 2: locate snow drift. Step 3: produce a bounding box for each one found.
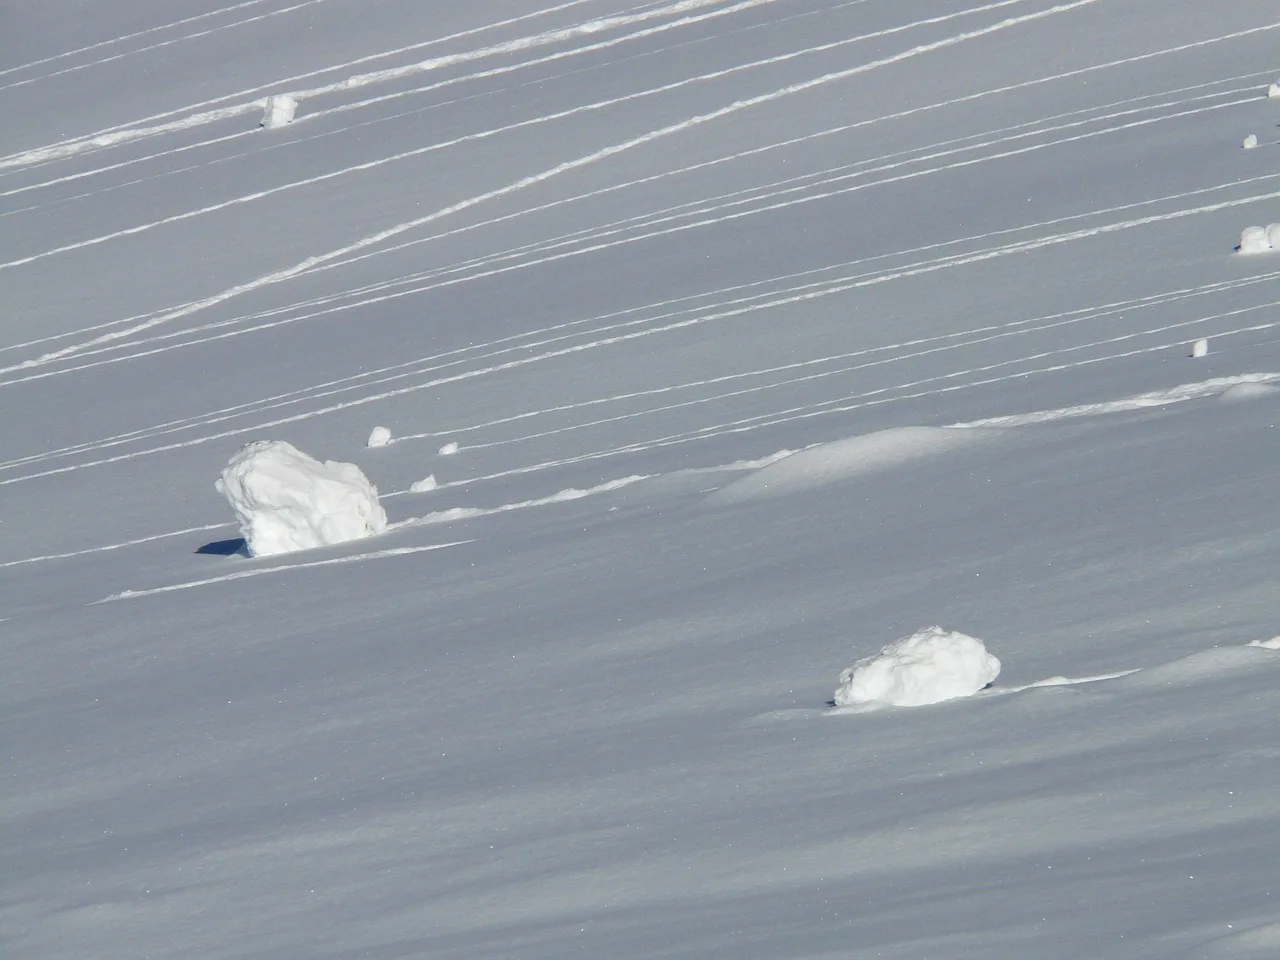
[215,440,387,557]
[834,626,1001,707]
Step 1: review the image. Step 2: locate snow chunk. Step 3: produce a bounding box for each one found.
[261,95,298,128]
[409,474,437,493]
[834,626,1001,708]
[1247,636,1280,650]
[438,442,459,456]
[1191,338,1209,358]
[1238,226,1271,255]
[366,426,392,448]
[215,440,387,557]
[1242,134,1259,149]
[1268,81,1280,99]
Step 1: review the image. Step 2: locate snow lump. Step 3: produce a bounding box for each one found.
[215,440,388,557]
[834,626,1001,707]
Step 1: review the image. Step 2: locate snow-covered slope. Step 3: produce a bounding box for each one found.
[4,2,1280,957]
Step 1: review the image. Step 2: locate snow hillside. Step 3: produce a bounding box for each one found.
[4,1,1280,957]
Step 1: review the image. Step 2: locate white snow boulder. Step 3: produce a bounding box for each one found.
[1268,81,1280,100]
[1238,226,1271,255]
[409,474,438,493]
[366,426,392,448]
[215,440,387,557]
[261,95,298,128]
[1242,134,1259,149]
[834,626,1001,708]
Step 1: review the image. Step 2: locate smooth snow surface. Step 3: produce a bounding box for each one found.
[7,1,1280,957]
[834,626,1001,707]
[215,440,387,557]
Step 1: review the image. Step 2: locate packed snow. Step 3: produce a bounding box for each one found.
[833,626,1002,708]
[409,474,437,493]
[260,94,298,129]
[366,425,392,448]
[215,440,387,557]
[438,441,460,456]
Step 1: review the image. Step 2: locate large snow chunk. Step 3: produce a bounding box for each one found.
[834,626,1001,707]
[261,95,298,128]
[1238,226,1271,254]
[215,440,387,557]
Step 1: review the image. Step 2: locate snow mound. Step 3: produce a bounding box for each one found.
[706,427,989,505]
[1217,382,1279,403]
[215,440,387,557]
[367,426,392,448]
[834,626,1001,708]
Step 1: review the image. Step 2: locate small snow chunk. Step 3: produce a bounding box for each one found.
[1242,134,1259,149]
[261,95,298,129]
[834,626,1001,708]
[1268,223,1280,248]
[410,474,437,493]
[1191,338,1209,358]
[438,442,459,456]
[215,440,387,557]
[366,426,392,448]
[1237,225,1271,254]
[1247,636,1280,650]
[1268,81,1280,99]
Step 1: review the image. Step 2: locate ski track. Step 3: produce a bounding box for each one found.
[7,0,1280,588]
[1,0,1093,368]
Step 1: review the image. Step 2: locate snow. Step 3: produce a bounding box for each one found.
[366,425,392,448]
[1237,225,1272,254]
[833,626,1001,708]
[1268,80,1280,99]
[1191,337,1209,358]
[408,474,437,493]
[1241,133,1258,149]
[7,0,1280,957]
[260,94,297,129]
[437,441,460,456]
[215,440,387,557]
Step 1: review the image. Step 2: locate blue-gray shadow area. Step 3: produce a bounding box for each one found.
[196,537,247,557]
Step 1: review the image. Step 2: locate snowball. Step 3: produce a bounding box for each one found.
[1268,81,1280,100]
[834,626,1000,708]
[1191,338,1208,358]
[261,95,298,128]
[215,440,387,557]
[1238,226,1271,254]
[409,474,437,493]
[367,426,392,448]
[1242,134,1259,149]
[438,442,459,456]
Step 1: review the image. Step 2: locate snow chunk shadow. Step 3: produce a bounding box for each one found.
[195,537,248,558]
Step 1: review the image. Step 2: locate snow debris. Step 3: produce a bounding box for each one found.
[215,440,387,557]
[1242,134,1259,149]
[1191,338,1209,358]
[1237,225,1272,254]
[1247,636,1280,650]
[410,475,437,493]
[1268,80,1280,99]
[261,95,298,128]
[834,626,1001,708]
[438,442,459,456]
[366,426,392,448]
